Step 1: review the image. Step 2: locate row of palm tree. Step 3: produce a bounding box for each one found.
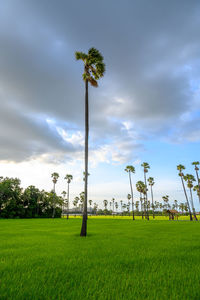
[51,173,73,219]
[101,197,190,216]
[177,162,200,221]
[125,162,154,221]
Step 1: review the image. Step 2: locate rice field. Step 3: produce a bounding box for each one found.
[0,218,200,299]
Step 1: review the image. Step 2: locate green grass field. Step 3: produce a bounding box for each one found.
[1,218,200,300]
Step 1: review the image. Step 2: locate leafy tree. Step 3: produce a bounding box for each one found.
[23,185,41,218]
[125,165,135,220]
[0,177,23,218]
[75,47,105,237]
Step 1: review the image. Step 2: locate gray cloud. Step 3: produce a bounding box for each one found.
[0,0,199,162]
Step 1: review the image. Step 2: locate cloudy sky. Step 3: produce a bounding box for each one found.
[0,0,200,209]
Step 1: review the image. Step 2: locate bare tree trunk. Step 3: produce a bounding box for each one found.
[52,182,55,218]
[129,171,135,220]
[195,169,200,204]
[144,172,149,220]
[180,176,193,221]
[67,182,69,220]
[150,185,155,219]
[189,188,198,221]
[80,79,88,236]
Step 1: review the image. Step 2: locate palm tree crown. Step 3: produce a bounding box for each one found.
[125,165,135,173]
[65,174,73,184]
[75,47,105,87]
[141,162,150,173]
[51,172,59,184]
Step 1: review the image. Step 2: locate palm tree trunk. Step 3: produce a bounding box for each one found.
[195,170,200,204]
[150,185,155,219]
[52,182,55,218]
[80,79,88,236]
[144,172,149,220]
[189,188,198,221]
[129,171,135,220]
[67,182,69,220]
[180,176,193,221]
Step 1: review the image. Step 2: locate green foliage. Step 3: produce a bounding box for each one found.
[75,47,105,87]
[0,177,62,218]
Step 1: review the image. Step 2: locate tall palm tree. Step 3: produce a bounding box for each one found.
[141,162,150,220]
[64,174,73,220]
[177,165,193,221]
[51,172,59,218]
[147,177,155,219]
[125,165,135,220]
[192,161,200,204]
[76,48,105,236]
[184,174,198,221]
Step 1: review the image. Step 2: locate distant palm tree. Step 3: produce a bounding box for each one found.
[120,200,123,215]
[141,162,150,220]
[179,202,185,214]
[103,199,108,215]
[184,174,198,221]
[136,181,146,219]
[93,203,98,215]
[73,196,79,217]
[115,202,118,214]
[177,165,193,221]
[147,177,155,219]
[162,195,170,218]
[64,174,73,220]
[127,194,131,216]
[75,48,105,237]
[122,203,127,213]
[125,165,135,220]
[192,161,200,204]
[89,199,92,214]
[135,201,139,214]
[51,172,59,218]
[112,198,115,216]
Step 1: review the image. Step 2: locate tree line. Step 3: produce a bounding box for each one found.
[0,176,62,218]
